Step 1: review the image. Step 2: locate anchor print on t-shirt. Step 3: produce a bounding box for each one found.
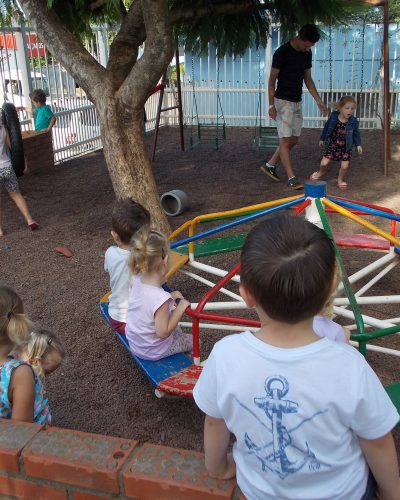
[237,375,329,479]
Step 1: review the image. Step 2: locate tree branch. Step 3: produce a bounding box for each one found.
[18,0,107,102]
[118,0,173,110]
[169,0,272,24]
[107,1,145,88]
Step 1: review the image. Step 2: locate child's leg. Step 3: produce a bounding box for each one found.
[0,193,3,236]
[164,328,193,356]
[3,165,37,227]
[338,160,350,188]
[310,156,330,180]
[8,191,37,226]
[109,317,126,335]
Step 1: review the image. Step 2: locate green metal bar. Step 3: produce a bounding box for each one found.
[351,324,400,342]
[315,199,367,354]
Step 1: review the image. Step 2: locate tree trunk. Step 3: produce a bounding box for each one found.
[97,95,170,234]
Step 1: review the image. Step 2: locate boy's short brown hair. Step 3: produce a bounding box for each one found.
[112,198,150,245]
[30,89,47,104]
[240,215,335,324]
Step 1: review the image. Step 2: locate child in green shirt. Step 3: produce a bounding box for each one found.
[30,89,56,132]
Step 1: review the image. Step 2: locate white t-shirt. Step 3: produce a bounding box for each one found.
[125,276,174,360]
[104,246,131,322]
[193,331,399,500]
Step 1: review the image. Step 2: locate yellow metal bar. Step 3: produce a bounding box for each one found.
[169,194,302,242]
[169,220,192,241]
[323,198,400,246]
[188,223,195,256]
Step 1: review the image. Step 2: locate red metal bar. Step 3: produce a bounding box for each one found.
[329,196,396,214]
[186,309,260,328]
[189,262,241,360]
[293,198,312,215]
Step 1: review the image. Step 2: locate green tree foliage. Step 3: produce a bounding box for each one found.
[13,0,369,56]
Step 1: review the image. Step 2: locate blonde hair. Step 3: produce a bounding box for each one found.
[0,284,32,345]
[129,228,169,275]
[320,265,342,319]
[12,328,65,378]
[333,95,356,111]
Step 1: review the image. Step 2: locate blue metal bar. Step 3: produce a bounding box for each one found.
[171,197,306,249]
[327,197,400,223]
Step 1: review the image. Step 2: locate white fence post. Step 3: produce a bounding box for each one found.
[15,21,32,110]
[98,26,109,68]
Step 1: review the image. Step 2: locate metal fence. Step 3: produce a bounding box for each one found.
[0,25,164,164]
[182,23,400,130]
[0,23,399,166]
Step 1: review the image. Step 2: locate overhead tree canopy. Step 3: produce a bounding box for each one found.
[1,0,370,231]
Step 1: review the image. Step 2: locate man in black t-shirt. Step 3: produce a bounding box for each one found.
[260,24,328,190]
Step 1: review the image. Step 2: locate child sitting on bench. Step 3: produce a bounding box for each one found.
[125,229,192,361]
[104,198,150,334]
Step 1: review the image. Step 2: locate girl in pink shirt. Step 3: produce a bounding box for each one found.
[125,229,192,361]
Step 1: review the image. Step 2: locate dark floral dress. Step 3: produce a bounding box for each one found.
[325,120,352,162]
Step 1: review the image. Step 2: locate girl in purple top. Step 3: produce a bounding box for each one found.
[125,229,193,361]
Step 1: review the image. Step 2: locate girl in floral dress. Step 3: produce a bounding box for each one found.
[310,96,362,189]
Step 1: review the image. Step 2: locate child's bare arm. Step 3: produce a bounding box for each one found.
[5,130,11,150]
[342,326,351,343]
[359,432,400,500]
[204,415,236,479]
[154,298,190,339]
[47,115,56,131]
[9,364,35,422]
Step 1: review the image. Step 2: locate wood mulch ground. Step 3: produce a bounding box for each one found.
[0,126,399,456]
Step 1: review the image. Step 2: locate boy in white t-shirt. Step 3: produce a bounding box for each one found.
[104,198,150,334]
[193,214,399,500]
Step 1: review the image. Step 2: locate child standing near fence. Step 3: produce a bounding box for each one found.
[193,215,399,500]
[311,95,362,190]
[125,229,192,361]
[30,89,56,132]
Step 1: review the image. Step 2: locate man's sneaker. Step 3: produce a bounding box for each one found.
[287,176,303,190]
[260,163,280,182]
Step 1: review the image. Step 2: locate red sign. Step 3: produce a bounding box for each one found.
[0,34,46,58]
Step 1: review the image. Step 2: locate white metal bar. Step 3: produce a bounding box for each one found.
[334,295,400,305]
[187,260,241,282]
[338,252,397,291]
[333,306,395,329]
[180,269,242,301]
[349,341,400,357]
[354,262,398,297]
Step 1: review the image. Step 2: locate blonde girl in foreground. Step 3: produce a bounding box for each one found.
[0,284,64,424]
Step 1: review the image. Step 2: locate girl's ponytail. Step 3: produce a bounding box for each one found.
[0,284,32,344]
[129,229,169,275]
[12,328,65,379]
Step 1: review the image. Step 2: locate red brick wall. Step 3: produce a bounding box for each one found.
[0,419,242,499]
[21,130,54,173]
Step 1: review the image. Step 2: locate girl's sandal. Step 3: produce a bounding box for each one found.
[310,171,324,181]
[337,180,348,190]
